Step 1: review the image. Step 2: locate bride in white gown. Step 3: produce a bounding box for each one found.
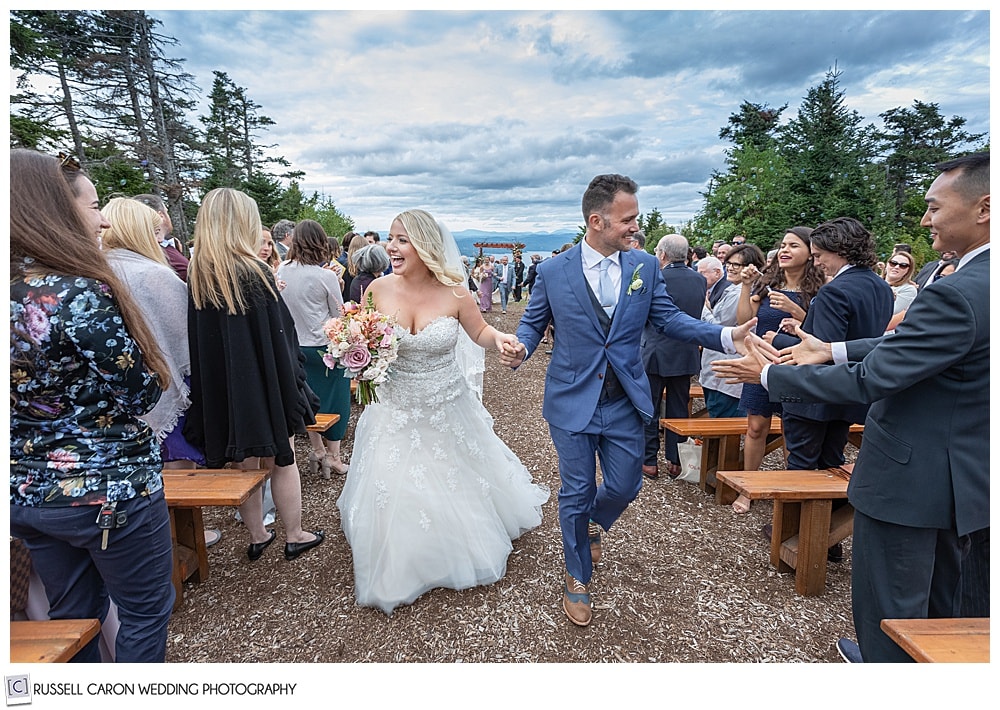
[337,209,549,615]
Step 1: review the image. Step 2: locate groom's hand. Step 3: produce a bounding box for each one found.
[498,339,526,368]
[712,336,772,384]
[730,318,757,354]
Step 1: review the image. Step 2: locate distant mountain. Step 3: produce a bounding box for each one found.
[452,229,578,257]
[452,229,577,239]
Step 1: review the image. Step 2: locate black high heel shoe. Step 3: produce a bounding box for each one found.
[247,530,276,561]
[284,530,325,560]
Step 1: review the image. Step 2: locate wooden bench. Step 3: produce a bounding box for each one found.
[307,412,341,433]
[661,416,863,499]
[660,416,787,496]
[162,469,268,610]
[880,617,990,663]
[715,467,853,596]
[10,619,101,662]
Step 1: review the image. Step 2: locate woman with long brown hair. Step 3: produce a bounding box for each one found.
[10,149,175,662]
[731,226,826,514]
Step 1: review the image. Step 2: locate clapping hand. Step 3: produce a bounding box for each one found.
[777,324,833,365]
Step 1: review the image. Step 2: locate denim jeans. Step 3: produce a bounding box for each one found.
[10,489,175,662]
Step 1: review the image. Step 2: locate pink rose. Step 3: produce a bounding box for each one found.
[343,344,372,371]
[322,353,339,369]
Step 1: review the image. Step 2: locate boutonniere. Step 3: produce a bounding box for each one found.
[626,264,644,295]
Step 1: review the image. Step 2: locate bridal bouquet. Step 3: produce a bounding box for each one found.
[322,293,399,405]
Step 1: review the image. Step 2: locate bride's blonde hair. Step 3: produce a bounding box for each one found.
[394,209,465,288]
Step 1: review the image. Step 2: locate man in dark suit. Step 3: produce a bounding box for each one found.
[714,153,989,662]
[524,254,540,296]
[640,234,707,479]
[914,248,958,288]
[503,174,759,627]
[512,254,526,302]
[770,217,894,474]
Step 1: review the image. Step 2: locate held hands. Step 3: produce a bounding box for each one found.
[496,332,526,368]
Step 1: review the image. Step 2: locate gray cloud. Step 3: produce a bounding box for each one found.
[153,9,989,231]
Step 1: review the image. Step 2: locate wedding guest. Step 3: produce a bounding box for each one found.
[350,243,391,303]
[102,198,217,543]
[731,227,825,514]
[10,149,175,661]
[133,193,188,282]
[271,219,296,258]
[337,209,548,615]
[342,233,368,303]
[277,219,352,478]
[185,188,324,562]
[475,256,495,312]
[882,249,918,334]
[258,227,281,271]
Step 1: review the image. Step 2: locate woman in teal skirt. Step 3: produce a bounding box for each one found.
[277,220,351,477]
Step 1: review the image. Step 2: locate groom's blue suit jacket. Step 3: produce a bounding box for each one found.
[516,244,726,433]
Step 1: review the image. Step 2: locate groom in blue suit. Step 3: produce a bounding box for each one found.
[502,174,758,626]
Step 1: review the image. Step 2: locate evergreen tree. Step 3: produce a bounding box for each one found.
[877,99,987,236]
[779,67,895,242]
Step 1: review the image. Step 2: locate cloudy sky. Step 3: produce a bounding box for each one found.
[154,5,990,233]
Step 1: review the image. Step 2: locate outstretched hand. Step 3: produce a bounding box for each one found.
[712,335,775,385]
[730,317,757,354]
[777,323,833,366]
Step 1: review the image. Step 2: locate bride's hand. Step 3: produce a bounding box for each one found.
[497,333,525,368]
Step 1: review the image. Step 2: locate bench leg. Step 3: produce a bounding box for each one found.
[795,499,833,597]
[714,435,743,505]
[771,501,800,573]
[169,507,210,611]
[700,438,720,493]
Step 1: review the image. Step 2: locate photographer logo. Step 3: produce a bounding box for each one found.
[5,675,31,706]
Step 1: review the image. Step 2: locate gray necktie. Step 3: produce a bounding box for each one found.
[598,258,616,317]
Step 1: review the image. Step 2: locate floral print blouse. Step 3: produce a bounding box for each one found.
[10,266,163,507]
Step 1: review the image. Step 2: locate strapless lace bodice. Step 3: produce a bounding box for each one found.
[378,316,464,408]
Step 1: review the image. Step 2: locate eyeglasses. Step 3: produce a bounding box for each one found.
[887,260,911,269]
[724,262,745,270]
[57,151,81,170]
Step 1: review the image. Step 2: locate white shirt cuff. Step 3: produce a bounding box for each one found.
[831,342,848,364]
[761,364,770,391]
[720,328,736,353]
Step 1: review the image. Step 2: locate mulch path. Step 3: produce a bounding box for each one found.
[165,299,854,663]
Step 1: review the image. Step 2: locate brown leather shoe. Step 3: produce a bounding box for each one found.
[642,464,659,480]
[563,573,592,627]
[588,521,603,565]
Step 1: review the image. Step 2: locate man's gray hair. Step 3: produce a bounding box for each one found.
[697,256,723,273]
[271,219,296,242]
[655,233,689,262]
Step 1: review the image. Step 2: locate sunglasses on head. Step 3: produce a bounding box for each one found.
[57,151,81,170]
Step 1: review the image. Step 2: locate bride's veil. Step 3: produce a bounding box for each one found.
[437,219,486,400]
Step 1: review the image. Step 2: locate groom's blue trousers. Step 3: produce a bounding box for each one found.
[549,393,644,584]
